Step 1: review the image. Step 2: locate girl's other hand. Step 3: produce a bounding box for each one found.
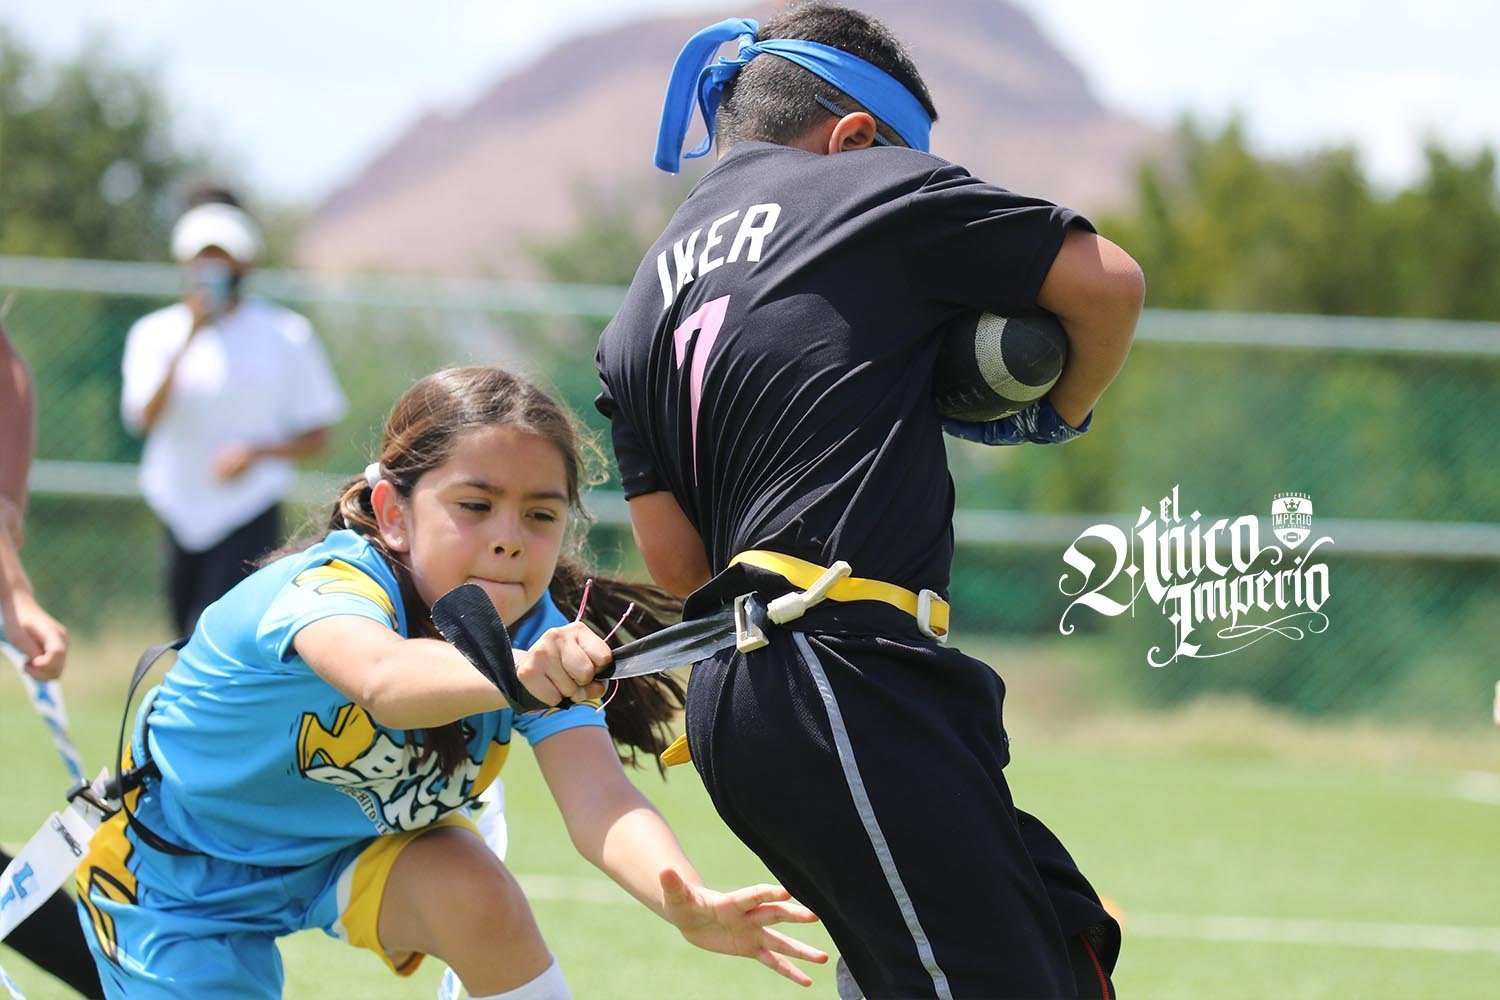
[517,621,610,706]
[659,867,829,987]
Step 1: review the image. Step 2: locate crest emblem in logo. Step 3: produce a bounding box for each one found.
[1271,492,1313,548]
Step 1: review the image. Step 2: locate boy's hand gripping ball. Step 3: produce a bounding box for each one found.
[932,309,1068,421]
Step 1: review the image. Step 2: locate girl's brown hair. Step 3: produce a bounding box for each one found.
[303,366,684,773]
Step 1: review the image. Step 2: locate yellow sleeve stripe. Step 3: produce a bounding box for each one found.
[293,559,398,625]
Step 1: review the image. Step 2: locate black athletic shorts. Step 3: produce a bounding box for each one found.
[164,503,281,636]
[683,581,1119,999]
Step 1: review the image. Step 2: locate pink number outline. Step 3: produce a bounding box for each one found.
[671,294,731,482]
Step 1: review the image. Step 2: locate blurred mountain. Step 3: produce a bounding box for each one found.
[300,0,1162,275]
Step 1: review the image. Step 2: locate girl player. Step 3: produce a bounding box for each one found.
[75,366,827,999]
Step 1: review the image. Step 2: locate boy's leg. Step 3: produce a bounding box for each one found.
[1065,933,1115,1000]
[1016,809,1122,991]
[312,814,563,997]
[687,630,1076,999]
[0,847,104,998]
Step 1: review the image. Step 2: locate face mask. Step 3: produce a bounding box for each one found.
[186,259,241,313]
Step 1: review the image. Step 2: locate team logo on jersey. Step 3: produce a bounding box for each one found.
[1270,492,1313,548]
[1058,486,1333,667]
[296,703,507,833]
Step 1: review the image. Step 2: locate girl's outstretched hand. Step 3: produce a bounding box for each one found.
[659,867,829,987]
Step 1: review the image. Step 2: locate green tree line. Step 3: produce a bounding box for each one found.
[1098,117,1500,321]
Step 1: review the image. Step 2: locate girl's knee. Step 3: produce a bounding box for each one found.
[384,829,551,992]
[388,829,537,950]
[440,845,529,928]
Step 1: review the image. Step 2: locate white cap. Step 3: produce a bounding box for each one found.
[170,203,262,264]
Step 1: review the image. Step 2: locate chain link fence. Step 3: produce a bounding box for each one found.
[3,255,1495,726]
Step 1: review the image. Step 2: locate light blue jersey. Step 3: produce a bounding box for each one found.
[132,528,604,867]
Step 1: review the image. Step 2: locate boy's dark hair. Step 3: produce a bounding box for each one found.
[715,3,938,152]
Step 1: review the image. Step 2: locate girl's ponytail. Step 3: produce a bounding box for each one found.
[328,474,375,533]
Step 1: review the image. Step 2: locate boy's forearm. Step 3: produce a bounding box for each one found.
[1048,293,1142,427]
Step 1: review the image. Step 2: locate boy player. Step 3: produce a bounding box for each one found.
[596,7,1143,997]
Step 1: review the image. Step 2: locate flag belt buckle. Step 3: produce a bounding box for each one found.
[728,550,950,643]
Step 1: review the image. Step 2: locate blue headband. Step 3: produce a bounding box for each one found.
[654,17,932,173]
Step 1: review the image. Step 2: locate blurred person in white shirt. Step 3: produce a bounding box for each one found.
[121,188,346,635]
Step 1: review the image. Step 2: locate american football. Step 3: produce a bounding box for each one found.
[932,309,1069,421]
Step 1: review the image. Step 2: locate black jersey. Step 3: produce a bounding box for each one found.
[596,140,1090,596]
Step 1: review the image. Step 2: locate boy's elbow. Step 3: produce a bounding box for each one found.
[1073,262,1144,350]
[1044,231,1146,324]
[1119,257,1146,314]
[1093,245,1145,319]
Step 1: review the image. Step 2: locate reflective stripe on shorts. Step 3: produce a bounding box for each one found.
[791,632,954,1000]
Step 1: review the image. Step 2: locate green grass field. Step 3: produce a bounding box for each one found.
[3,628,1497,999]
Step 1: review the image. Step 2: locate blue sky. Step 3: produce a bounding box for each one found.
[3,0,1495,202]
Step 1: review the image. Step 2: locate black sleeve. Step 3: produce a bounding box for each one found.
[905,162,1094,316]
[594,363,665,501]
